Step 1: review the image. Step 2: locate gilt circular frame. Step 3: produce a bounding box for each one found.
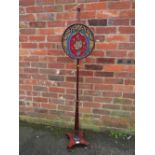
[62,24,95,60]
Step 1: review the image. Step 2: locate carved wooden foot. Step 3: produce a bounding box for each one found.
[67,131,89,149]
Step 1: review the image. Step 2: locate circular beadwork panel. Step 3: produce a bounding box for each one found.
[62,24,95,60]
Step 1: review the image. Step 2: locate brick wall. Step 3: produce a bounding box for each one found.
[19,0,135,131]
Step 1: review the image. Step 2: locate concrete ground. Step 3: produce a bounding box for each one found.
[19,122,135,155]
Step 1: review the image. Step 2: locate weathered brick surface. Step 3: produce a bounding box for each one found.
[19,0,135,131]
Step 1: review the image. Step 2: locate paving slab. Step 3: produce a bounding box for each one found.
[19,122,135,155]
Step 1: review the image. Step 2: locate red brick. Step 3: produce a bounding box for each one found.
[85,2,106,10]
[38,43,55,49]
[48,21,65,27]
[66,64,75,69]
[84,58,96,63]
[56,12,76,20]
[26,6,63,13]
[85,64,102,70]
[108,19,129,26]
[129,35,135,42]
[33,86,47,91]
[20,36,28,42]
[83,90,102,96]
[102,92,122,98]
[29,22,46,28]
[56,0,75,3]
[57,57,73,63]
[96,10,119,18]
[102,116,129,128]
[96,27,116,34]
[21,43,37,48]
[24,68,38,74]
[19,7,25,14]
[31,50,48,55]
[29,36,45,42]
[109,2,131,10]
[80,107,92,113]
[58,105,74,111]
[131,19,135,26]
[83,102,102,108]
[24,79,37,85]
[115,72,134,78]
[102,104,120,110]
[26,6,44,13]
[48,63,65,69]
[120,10,135,18]
[57,82,74,88]
[39,68,56,74]
[95,36,105,42]
[20,14,35,21]
[48,75,64,81]
[66,77,83,82]
[19,22,29,28]
[88,19,107,26]
[20,62,30,67]
[38,29,54,35]
[31,74,47,80]
[93,109,110,115]
[79,71,93,76]
[121,105,135,111]
[113,85,134,92]
[47,36,61,42]
[20,106,33,113]
[125,79,135,85]
[52,27,65,35]
[123,93,135,99]
[42,92,58,98]
[47,50,63,56]
[97,58,115,64]
[20,85,32,91]
[95,72,114,77]
[37,13,55,21]
[106,51,127,58]
[85,78,103,83]
[91,51,105,57]
[104,64,126,72]
[94,84,113,90]
[20,74,31,79]
[19,0,35,6]
[49,87,65,93]
[41,103,57,109]
[20,29,35,35]
[119,43,135,50]
[96,43,117,50]
[80,84,93,89]
[106,35,128,42]
[81,11,96,19]
[119,27,135,34]
[104,78,123,84]
[35,0,55,5]
[127,51,135,58]
[64,4,76,10]
[94,97,112,103]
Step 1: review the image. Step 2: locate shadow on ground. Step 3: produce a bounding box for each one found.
[19,122,135,155]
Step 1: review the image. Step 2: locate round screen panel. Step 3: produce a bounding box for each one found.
[62,24,95,60]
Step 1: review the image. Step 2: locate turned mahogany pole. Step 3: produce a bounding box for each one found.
[74,7,81,133]
[74,59,80,133]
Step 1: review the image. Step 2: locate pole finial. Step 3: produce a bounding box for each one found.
[77,7,80,12]
[76,7,81,22]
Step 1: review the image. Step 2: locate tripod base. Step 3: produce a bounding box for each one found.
[67,131,89,149]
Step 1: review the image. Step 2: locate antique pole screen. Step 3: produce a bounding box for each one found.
[61,8,95,149]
